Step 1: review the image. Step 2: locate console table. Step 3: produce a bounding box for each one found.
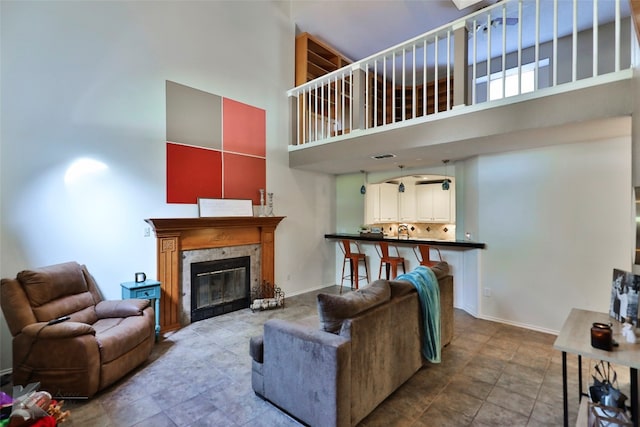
[121,279,161,341]
[554,308,640,427]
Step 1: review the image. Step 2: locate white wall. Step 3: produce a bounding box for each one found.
[0,1,336,372]
[473,137,633,333]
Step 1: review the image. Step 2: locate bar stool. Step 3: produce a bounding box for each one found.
[375,241,406,280]
[339,240,369,293]
[413,244,443,267]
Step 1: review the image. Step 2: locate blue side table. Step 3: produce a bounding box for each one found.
[121,280,161,341]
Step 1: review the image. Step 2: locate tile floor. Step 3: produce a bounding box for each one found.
[2,286,629,426]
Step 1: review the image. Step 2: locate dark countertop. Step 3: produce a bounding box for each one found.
[324,233,485,249]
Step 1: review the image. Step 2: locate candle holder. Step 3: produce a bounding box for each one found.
[258,189,266,217]
[267,192,274,217]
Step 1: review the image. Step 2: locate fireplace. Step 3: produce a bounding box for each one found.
[190,256,250,322]
[145,216,284,332]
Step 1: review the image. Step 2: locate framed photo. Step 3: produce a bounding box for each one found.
[198,198,253,217]
[610,268,640,325]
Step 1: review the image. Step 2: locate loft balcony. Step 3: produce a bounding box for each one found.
[287,0,638,175]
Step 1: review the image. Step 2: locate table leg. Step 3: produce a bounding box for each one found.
[578,354,583,402]
[154,297,160,341]
[562,351,568,427]
[631,367,638,427]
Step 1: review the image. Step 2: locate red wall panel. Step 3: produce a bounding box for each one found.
[166,143,222,204]
[223,153,266,205]
[223,98,266,157]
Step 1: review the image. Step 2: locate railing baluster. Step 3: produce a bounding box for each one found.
[423,39,427,116]
[402,48,406,121]
[615,0,620,72]
[383,55,387,125]
[472,18,477,105]
[447,30,451,111]
[572,0,577,82]
[502,5,507,99]
[374,60,378,127]
[333,75,344,135]
[349,68,353,133]
[486,14,491,101]
[553,0,558,87]
[535,0,539,90]
[518,0,522,95]
[593,0,598,77]
[392,51,396,123]
[412,44,416,119]
[435,34,439,113]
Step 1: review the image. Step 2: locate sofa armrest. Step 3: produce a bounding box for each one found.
[95,299,149,319]
[23,321,95,338]
[263,319,352,427]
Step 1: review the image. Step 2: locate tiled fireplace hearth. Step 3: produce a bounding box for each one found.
[145,217,284,332]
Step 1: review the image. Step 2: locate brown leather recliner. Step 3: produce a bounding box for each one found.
[0,261,155,398]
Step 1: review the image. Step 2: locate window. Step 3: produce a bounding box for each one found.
[477,58,550,101]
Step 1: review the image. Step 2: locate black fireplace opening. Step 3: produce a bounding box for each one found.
[190,256,250,322]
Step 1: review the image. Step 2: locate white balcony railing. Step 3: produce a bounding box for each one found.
[288,0,634,146]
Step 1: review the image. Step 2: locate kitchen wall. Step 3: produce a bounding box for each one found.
[0,1,336,373]
[334,135,633,333]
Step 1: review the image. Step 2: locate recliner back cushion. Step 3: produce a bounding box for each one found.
[17,262,97,323]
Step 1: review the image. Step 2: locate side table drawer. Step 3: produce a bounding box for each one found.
[133,287,159,299]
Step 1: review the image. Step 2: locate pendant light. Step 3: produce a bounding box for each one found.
[360,170,367,195]
[442,160,451,191]
[398,165,405,193]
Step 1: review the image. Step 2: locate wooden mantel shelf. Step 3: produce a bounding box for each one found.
[145,216,285,233]
[145,216,285,332]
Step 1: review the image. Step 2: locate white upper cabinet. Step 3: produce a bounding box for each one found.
[398,182,416,222]
[378,182,399,222]
[365,178,454,225]
[364,182,399,223]
[416,180,455,223]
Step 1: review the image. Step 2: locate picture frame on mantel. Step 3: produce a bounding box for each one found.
[198,198,253,217]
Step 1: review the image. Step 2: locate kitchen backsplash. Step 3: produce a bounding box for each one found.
[365,223,456,241]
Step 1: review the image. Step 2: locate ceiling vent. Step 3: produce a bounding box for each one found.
[371,153,396,160]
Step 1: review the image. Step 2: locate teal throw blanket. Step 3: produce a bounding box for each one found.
[396,266,441,363]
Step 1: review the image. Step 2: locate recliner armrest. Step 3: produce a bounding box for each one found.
[95,299,149,319]
[23,321,95,338]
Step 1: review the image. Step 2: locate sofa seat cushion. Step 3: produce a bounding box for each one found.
[317,280,391,333]
[93,315,151,363]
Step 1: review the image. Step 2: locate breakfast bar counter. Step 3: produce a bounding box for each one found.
[324,233,485,249]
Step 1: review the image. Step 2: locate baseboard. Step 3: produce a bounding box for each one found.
[285,283,337,298]
[474,312,559,336]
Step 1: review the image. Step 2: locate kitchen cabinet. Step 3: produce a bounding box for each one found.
[416,181,455,223]
[378,182,399,222]
[364,183,398,224]
[398,182,416,222]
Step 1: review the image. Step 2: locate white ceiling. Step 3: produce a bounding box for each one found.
[290,0,497,61]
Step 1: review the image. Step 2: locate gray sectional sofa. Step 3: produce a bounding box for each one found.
[249,263,453,427]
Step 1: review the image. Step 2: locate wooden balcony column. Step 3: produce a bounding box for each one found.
[453,21,469,108]
[352,65,367,131]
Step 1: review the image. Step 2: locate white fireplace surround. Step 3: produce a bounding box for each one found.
[180,244,261,325]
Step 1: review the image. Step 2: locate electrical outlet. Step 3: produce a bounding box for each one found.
[143,227,151,237]
[483,287,492,297]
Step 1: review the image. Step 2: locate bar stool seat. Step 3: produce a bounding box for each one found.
[413,244,443,267]
[375,241,406,280]
[339,240,369,293]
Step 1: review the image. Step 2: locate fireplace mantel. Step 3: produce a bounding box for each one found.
[145,216,285,332]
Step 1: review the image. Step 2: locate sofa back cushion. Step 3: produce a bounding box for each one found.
[317,280,390,333]
[16,261,98,323]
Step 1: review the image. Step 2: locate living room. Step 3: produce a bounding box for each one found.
[1,0,639,425]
